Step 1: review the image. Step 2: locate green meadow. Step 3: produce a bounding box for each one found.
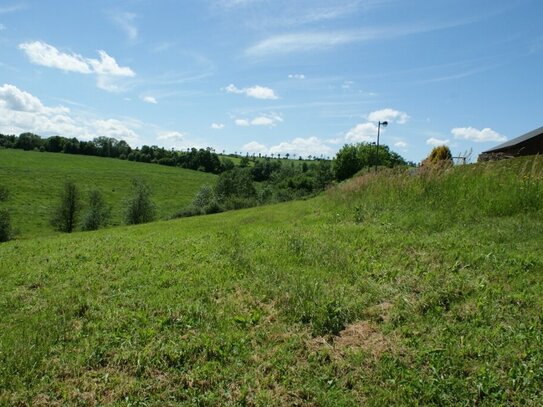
[0,149,216,238]
[1,153,542,405]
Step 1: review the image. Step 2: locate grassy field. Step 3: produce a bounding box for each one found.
[0,149,216,238]
[1,157,542,405]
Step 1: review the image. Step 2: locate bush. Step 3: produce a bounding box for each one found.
[51,181,81,233]
[0,209,12,242]
[0,185,9,201]
[81,189,110,231]
[422,145,453,167]
[125,178,156,225]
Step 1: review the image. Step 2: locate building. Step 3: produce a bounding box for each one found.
[478,125,543,161]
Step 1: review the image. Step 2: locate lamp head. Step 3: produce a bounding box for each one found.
[380,121,388,128]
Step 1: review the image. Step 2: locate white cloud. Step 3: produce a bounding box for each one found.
[345,122,378,143]
[368,108,410,124]
[451,127,506,143]
[142,96,158,104]
[235,119,250,127]
[157,131,185,142]
[0,4,27,14]
[109,11,138,41]
[426,137,450,146]
[224,83,278,100]
[269,136,332,156]
[19,41,92,74]
[246,31,368,57]
[234,113,282,127]
[88,50,135,77]
[93,119,139,143]
[0,83,140,142]
[211,122,225,130]
[243,141,267,154]
[394,141,408,149]
[288,74,305,79]
[19,41,135,92]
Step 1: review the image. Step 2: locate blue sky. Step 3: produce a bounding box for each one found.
[1,0,542,162]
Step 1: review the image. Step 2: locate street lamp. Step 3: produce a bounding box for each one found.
[375,121,388,171]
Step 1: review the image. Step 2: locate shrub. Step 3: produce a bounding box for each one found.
[124,178,156,225]
[51,181,81,233]
[81,189,110,231]
[422,145,453,167]
[0,209,12,242]
[0,185,9,201]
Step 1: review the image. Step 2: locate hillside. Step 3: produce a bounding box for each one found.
[1,157,542,405]
[0,149,217,238]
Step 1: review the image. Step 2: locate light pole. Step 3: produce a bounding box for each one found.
[375,120,388,171]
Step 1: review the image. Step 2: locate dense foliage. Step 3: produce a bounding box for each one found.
[334,142,408,181]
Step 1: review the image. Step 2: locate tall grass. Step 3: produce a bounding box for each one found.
[329,156,543,230]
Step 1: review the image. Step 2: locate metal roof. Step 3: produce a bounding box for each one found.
[482,125,543,153]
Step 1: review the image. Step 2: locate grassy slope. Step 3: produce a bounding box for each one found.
[0,149,216,238]
[1,158,542,405]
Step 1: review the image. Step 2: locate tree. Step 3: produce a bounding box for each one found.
[81,189,110,231]
[215,168,256,201]
[423,145,453,167]
[334,142,407,181]
[125,179,156,225]
[51,181,81,232]
[0,209,12,242]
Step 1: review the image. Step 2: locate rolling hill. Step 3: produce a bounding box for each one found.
[0,149,217,238]
[1,156,542,405]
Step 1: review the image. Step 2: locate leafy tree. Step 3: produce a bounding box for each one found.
[334,142,406,181]
[124,179,156,225]
[0,209,12,242]
[51,181,81,233]
[81,189,110,231]
[215,168,256,201]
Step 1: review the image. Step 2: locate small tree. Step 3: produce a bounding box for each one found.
[423,145,453,167]
[0,209,12,242]
[81,189,110,231]
[51,181,80,233]
[125,179,156,225]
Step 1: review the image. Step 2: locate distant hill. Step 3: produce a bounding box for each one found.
[0,149,216,238]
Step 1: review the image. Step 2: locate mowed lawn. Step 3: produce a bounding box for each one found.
[1,157,542,405]
[0,149,216,238]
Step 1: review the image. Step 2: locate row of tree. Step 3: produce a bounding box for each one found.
[0,133,229,174]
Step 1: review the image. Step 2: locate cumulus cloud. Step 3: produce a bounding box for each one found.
[234,114,282,127]
[269,136,332,156]
[224,83,278,100]
[288,74,305,79]
[345,122,378,142]
[0,83,140,142]
[211,123,225,130]
[142,96,158,104]
[394,141,408,149]
[157,131,185,141]
[368,108,410,124]
[235,119,250,127]
[451,127,506,143]
[19,41,135,92]
[426,137,450,146]
[243,141,267,154]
